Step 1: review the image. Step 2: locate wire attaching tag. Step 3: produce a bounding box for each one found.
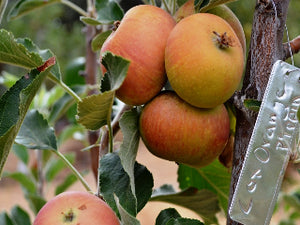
[229,60,300,225]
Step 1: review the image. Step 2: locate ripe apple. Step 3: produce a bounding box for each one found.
[100,5,176,106]
[139,91,230,168]
[174,1,246,54]
[33,191,120,225]
[165,13,244,108]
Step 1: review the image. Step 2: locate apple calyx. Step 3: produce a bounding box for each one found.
[63,209,75,222]
[213,31,234,49]
[112,21,121,31]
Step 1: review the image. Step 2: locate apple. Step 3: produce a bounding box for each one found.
[139,91,230,168]
[165,13,244,108]
[100,5,176,106]
[33,191,120,225]
[174,1,246,54]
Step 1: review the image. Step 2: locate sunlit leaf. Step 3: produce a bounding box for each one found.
[178,160,231,213]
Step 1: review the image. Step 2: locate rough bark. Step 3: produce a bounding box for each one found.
[227,0,290,224]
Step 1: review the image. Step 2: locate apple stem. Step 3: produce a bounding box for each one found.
[53,150,93,193]
[213,31,234,49]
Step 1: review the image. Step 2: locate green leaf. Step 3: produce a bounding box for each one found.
[44,153,75,182]
[156,208,204,225]
[243,99,261,112]
[11,206,31,225]
[0,212,15,225]
[3,172,36,194]
[0,0,8,24]
[119,108,140,195]
[152,185,219,224]
[166,218,204,225]
[55,173,77,195]
[297,107,300,122]
[101,51,130,92]
[0,58,55,177]
[48,86,85,124]
[0,30,61,80]
[198,0,237,12]
[178,160,231,213]
[114,195,141,225]
[8,0,60,20]
[12,144,29,165]
[77,52,129,130]
[91,30,112,52]
[25,193,46,215]
[15,110,57,150]
[95,0,124,24]
[99,152,137,217]
[76,91,115,130]
[99,153,153,217]
[156,208,181,225]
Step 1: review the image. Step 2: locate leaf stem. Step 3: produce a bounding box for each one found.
[53,150,93,192]
[60,0,89,17]
[48,73,82,103]
[162,0,171,14]
[150,0,155,6]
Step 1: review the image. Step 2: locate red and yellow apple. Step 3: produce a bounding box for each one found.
[139,91,230,168]
[100,5,176,106]
[33,191,120,225]
[165,13,244,108]
[174,1,246,54]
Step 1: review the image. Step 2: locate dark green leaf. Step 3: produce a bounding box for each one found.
[156,208,204,225]
[178,160,230,213]
[297,108,300,122]
[244,99,261,112]
[25,193,46,215]
[64,57,86,86]
[115,195,141,225]
[80,16,104,26]
[0,212,15,225]
[55,173,77,195]
[11,206,31,225]
[3,172,36,194]
[156,208,181,225]
[152,186,219,224]
[44,153,75,182]
[95,0,124,24]
[15,110,57,150]
[99,153,153,217]
[99,152,137,217]
[91,30,112,52]
[119,108,140,196]
[12,144,29,165]
[8,0,60,20]
[166,217,204,225]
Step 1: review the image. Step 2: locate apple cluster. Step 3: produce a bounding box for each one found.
[100,3,245,169]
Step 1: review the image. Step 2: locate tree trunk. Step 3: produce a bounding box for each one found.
[227,0,290,224]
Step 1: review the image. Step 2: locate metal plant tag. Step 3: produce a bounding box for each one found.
[229,60,300,225]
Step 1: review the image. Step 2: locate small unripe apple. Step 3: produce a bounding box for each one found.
[174,1,246,54]
[100,5,176,106]
[139,91,230,168]
[165,13,244,108]
[33,191,120,225]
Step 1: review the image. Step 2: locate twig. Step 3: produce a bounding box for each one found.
[283,35,300,60]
